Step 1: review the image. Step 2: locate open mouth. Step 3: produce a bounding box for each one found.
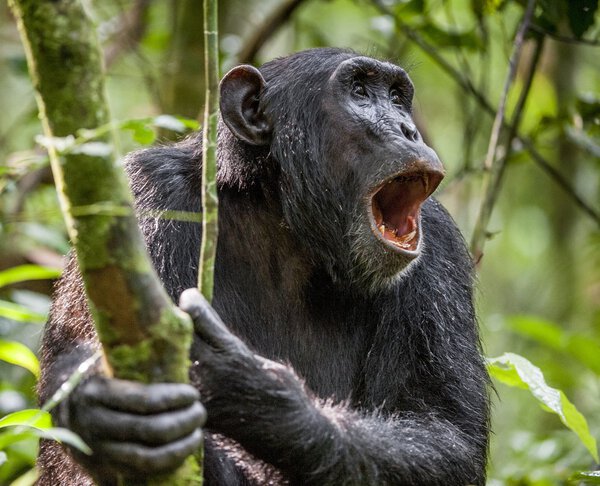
[370,171,443,253]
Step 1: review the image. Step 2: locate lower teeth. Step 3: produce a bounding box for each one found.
[378,223,417,247]
[396,229,417,244]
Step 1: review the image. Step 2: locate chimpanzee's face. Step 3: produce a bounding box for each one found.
[319,56,444,286]
[219,52,445,289]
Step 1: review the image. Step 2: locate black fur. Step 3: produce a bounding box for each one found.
[37,48,489,485]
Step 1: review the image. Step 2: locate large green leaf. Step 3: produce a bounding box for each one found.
[487,353,598,462]
[0,340,40,378]
[0,300,47,324]
[0,265,61,289]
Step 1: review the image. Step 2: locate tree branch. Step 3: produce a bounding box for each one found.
[482,0,536,172]
[470,0,537,258]
[235,0,308,64]
[471,24,543,259]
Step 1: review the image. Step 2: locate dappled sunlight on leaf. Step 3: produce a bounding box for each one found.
[488,353,598,462]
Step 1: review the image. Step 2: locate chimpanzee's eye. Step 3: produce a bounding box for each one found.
[390,88,402,105]
[352,81,367,97]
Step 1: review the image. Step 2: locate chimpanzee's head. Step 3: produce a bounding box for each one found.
[219,48,444,290]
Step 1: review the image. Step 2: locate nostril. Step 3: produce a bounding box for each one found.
[401,123,418,142]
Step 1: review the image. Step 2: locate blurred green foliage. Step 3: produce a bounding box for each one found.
[0,0,599,484]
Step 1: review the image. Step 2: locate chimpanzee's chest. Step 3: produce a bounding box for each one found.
[213,281,376,402]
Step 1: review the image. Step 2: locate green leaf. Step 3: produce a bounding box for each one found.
[0,265,62,289]
[0,430,32,451]
[0,427,91,455]
[0,409,51,429]
[153,115,187,133]
[9,467,39,486]
[121,119,156,145]
[487,353,599,462]
[0,340,40,378]
[570,470,600,484]
[72,141,114,158]
[0,300,47,323]
[0,410,91,454]
[175,116,200,131]
[38,427,91,455]
[567,0,599,38]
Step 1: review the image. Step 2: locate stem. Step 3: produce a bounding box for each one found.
[471,37,545,258]
[199,2,219,299]
[482,0,536,172]
[470,0,537,258]
[196,3,219,477]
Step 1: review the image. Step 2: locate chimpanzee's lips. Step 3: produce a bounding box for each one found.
[369,171,443,255]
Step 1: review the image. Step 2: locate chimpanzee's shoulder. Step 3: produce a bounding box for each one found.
[124,134,202,211]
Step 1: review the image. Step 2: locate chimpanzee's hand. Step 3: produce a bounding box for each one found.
[179,289,304,437]
[66,376,205,480]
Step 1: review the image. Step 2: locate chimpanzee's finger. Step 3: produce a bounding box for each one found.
[179,288,249,354]
[81,377,200,414]
[86,401,205,445]
[98,428,203,474]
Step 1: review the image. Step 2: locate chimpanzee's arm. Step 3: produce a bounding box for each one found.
[181,289,488,486]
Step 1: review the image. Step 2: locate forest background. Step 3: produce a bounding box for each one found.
[0,0,599,484]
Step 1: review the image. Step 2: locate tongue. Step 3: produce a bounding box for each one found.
[376,178,424,236]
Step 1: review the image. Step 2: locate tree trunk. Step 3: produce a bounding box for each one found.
[8,0,200,483]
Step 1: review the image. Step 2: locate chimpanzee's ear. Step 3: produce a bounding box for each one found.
[220,65,272,146]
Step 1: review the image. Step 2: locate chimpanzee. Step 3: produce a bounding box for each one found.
[36,48,490,485]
